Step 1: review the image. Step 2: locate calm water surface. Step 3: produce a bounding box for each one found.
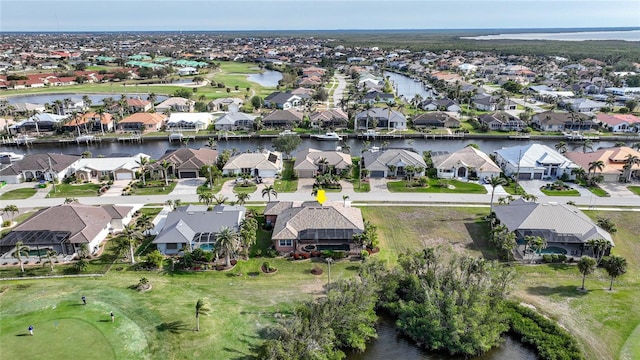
[462,30,640,41]
[384,71,436,101]
[246,70,282,87]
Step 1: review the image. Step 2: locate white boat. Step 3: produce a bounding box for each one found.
[0,151,24,162]
[279,130,297,136]
[311,132,342,141]
[362,129,379,138]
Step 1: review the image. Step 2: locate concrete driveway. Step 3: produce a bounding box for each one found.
[518,179,592,197]
[101,180,130,197]
[368,178,390,193]
[599,181,639,197]
[170,178,205,196]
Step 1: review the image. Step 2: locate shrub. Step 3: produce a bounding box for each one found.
[266,248,278,258]
[542,255,553,263]
[2,220,10,227]
[360,250,370,259]
[253,249,262,257]
[557,254,567,263]
[301,252,310,259]
[551,254,559,263]
[333,250,347,259]
[321,250,333,258]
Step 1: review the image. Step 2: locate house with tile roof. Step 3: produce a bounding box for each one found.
[126,98,152,112]
[269,201,365,254]
[309,109,349,129]
[355,107,407,130]
[293,149,352,178]
[63,111,114,134]
[166,112,213,131]
[262,110,304,128]
[565,147,640,182]
[222,151,282,178]
[432,146,501,180]
[0,153,81,184]
[118,112,167,132]
[362,149,426,178]
[412,112,460,129]
[0,203,134,258]
[596,113,640,133]
[493,199,613,258]
[494,144,578,180]
[531,111,596,132]
[154,148,218,179]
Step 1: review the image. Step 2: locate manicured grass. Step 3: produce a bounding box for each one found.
[274,179,298,192]
[540,188,581,196]
[128,181,176,196]
[387,179,487,194]
[233,184,257,194]
[47,183,102,198]
[627,186,640,196]
[503,183,526,195]
[0,188,37,200]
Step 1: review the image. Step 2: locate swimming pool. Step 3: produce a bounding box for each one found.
[199,243,215,251]
[537,246,567,255]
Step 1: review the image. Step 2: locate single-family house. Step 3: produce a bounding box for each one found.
[118,112,167,132]
[10,113,68,134]
[262,110,304,128]
[494,144,579,180]
[531,111,596,132]
[362,149,427,178]
[154,148,218,179]
[177,67,198,76]
[63,111,114,134]
[166,113,213,131]
[263,92,302,110]
[565,147,640,182]
[361,91,395,104]
[561,98,605,113]
[0,203,134,258]
[269,201,364,254]
[432,146,501,180]
[293,149,352,178]
[0,153,80,184]
[153,205,245,255]
[478,112,526,131]
[472,95,517,111]
[419,98,461,112]
[309,109,349,129]
[214,112,256,131]
[126,98,153,113]
[493,199,613,258]
[155,97,195,113]
[412,112,460,129]
[208,97,244,112]
[596,113,640,133]
[74,153,150,181]
[355,107,407,130]
[222,151,282,178]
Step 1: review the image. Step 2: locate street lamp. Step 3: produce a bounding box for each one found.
[326,257,333,290]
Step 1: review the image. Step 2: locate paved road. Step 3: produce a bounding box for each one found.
[331,73,347,109]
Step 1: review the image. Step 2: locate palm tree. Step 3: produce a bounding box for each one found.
[95,107,106,135]
[575,139,594,153]
[521,193,538,202]
[44,249,58,272]
[235,192,250,206]
[213,194,227,205]
[13,241,29,272]
[527,236,548,263]
[622,154,640,182]
[147,93,157,110]
[78,243,90,259]
[577,256,596,291]
[384,101,397,131]
[588,160,605,178]
[64,197,79,204]
[195,298,210,331]
[216,226,239,267]
[586,238,610,265]
[206,137,217,149]
[121,224,143,264]
[136,156,149,186]
[198,192,214,206]
[2,204,19,224]
[136,214,155,236]
[261,185,277,202]
[161,160,171,186]
[342,195,350,207]
[555,141,568,154]
[603,255,627,291]
[488,176,508,213]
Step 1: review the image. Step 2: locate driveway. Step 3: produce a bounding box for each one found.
[518,179,592,197]
[297,178,316,194]
[368,178,390,193]
[170,178,205,196]
[101,180,130,197]
[599,181,639,197]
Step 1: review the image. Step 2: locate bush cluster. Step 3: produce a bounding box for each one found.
[542,254,567,263]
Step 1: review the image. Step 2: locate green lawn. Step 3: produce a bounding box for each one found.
[48,183,102,198]
[128,181,176,196]
[503,183,526,195]
[274,179,298,192]
[233,184,257,194]
[0,188,37,200]
[539,188,581,196]
[627,186,640,196]
[387,179,487,194]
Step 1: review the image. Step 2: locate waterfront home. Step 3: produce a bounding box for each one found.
[472,95,517,112]
[478,112,526,131]
[154,148,218,179]
[412,112,460,129]
[361,90,395,104]
[263,92,302,110]
[10,113,68,134]
[309,109,349,129]
[0,203,134,258]
[214,112,256,131]
[362,149,426,178]
[494,144,578,180]
[155,97,195,113]
[565,147,640,182]
[126,98,153,112]
[432,146,501,180]
[560,98,605,113]
[493,199,613,258]
[74,153,150,181]
[419,98,461,112]
[63,111,114,134]
[166,112,213,131]
[0,153,80,184]
[596,113,640,132]
[293,149,352,178]
[262,110,303,129]
[269,201,364,254]
[118,112,167,132]
[355,107,407,130]
[207,97,244,112]
[153,204,245,255]
[222,151,282,178]
[531,111,596,132]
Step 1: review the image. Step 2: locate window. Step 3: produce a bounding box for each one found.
[279,240,293,247]
[166,243,178,250]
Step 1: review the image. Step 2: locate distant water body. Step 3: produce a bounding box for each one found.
[462,30,640,41]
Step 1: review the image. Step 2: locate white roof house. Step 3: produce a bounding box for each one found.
[432,146,501,180]
[214,112,256,131]
[166,112,213,131]
[74,153,150,181]
[494,144,579,180]
[222,151,283,178]
[155,97,195,113]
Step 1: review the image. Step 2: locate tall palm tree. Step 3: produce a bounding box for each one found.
[195,298,210,331]
[136,156,149,186]
[136,214,155,236]
[161,160,171,186]
[235,192,250,206]
[82,95,92,110]
[603,255,627,291]
[577,256,596,291]
[198,192,214,206]
[213,194,227,205]
[2,204,19,223]
[206,137,217,149]
[95,107,106,135]
[44,249,58,272]
[555,141,568,154]
[488,176,507,213]
[622,154,640,182]
[362,102,373,130]
[216,226,239,267]
[342,195,350,207]
[586,238,610,265]
[261,184,277,202]
[13,241,30,272]
[384,101,397,131]
[121,224,143,264]
[147,93,157,111]
[588,160,605,178]
[576,139,594,153]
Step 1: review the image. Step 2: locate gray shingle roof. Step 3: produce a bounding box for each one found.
[363,149,426,171]
[153,205,245,244]
[271,202,364,240]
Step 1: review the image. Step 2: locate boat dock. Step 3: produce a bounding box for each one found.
[117,134,143,143]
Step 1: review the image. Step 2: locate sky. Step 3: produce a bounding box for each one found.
[1,0,639,32]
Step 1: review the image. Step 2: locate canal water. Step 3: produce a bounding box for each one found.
[346,315,537,360]
[384,71,437,101]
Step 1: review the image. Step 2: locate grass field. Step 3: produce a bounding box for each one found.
[387,179,487,193]
[0,188,37,200]
[128,181,176,196]
[47,183,102,198]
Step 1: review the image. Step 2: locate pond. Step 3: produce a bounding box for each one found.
[346,315,538,360]
[246,70,282,87]
[2,93,169,106]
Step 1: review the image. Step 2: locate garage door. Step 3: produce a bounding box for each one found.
[518,173,531,180]
[533,173,543,180]
[370,171,385,178]
[179,171,197,179]
[116,172,133,180]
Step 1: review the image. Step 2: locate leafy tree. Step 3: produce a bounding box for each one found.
[603,255,628,291]
[250,95,263,109]
[13,241,29,272]
[173,88,193,99]
[146,250,165,269]
[577,256,596,291]
[272,135,302,159]
[195,298,210,331]
[216,226,239,267]
[261,184,277,202]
